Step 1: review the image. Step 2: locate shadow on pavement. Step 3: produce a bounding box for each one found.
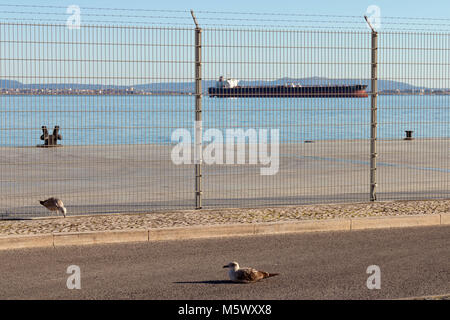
[174,280,240,285]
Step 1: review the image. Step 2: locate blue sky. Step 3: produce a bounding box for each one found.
[11,0,450,17]
[2,1,449,33]
[2,0,450,21]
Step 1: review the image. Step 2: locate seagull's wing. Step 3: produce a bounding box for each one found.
[235,267,267,282]
[40,198,57,210]
[40,198,66,214]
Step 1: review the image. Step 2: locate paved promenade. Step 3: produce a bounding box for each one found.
[0,139,449,218]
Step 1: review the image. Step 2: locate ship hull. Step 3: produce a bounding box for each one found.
[208,85,368,98]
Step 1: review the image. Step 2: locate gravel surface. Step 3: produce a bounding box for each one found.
[0,199,449,236]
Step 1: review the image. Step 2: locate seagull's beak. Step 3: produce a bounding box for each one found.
[223,265,229,268]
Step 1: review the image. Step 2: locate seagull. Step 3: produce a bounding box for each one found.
[39,197,67,218]
[223,261,279,283]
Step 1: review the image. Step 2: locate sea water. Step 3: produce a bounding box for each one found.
[0,95,448,146]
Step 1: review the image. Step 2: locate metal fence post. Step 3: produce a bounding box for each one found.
[365,16,378,201]
[191,10,202,209]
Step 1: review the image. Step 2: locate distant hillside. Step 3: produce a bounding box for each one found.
[132,81,216,93]
[0,81,130,90]
[0,80,23,89]
[0,77,431,93]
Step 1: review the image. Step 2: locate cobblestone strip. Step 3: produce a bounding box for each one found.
[0,200,449,236]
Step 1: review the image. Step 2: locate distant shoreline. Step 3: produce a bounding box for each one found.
[1,92,450,96]
[0,92,193,96]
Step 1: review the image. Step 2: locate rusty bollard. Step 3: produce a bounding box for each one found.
[38,125,62,147]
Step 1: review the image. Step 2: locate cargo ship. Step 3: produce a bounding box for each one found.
[208,76,368,98]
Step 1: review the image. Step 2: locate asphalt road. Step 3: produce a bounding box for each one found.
[0,226,449,299]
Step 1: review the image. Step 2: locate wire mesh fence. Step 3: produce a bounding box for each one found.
[0,7,449,218]
[201,28,372,208]
[0,22,197,217]
[376,31,450,200]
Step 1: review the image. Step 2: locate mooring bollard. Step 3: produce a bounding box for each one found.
[404,130,414,140]
[38,125,62,147]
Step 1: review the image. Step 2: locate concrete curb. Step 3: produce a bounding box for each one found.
[254,218,351,235]
[53,229,149,247]
[0,234,54,250]
[0,213,449,251]
[441,213,450,225]
[149,224,255,241]
[350,214,442,230]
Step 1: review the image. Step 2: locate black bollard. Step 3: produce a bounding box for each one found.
[38,125,62,147]
[404,130,414,140]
